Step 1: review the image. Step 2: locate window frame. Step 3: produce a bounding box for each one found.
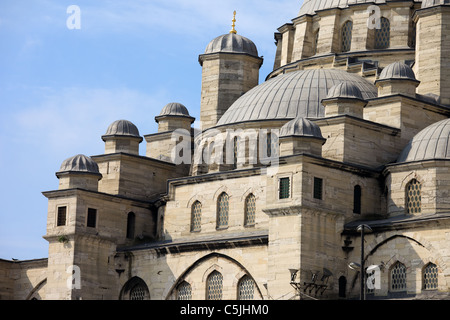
[244,193,256,227]
[56,205,67,227]
[313,177,323,200]
[86,208,97,229]
[405,178,422,214]
[374,17,390,49]
[341,20,353,52]
[353,185,362,214]
[278,176,291,200]
[390,261,407,292]
[206,271,223,300]
[216,192,229,229]
[191,201,202,233]
[237,275,255,300]
[423,263,438,291]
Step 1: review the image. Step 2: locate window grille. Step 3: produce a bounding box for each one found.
[191,201,202,232]
[207,271,223,300]
[217,193,229,228]
[177,281,192,300]
[279,177,290,199]
[238,276,255,300]
[390,262,407,292]
[406,179,421,214]
[375,17,390,49]
[342,21,353,52]
[423,263,438,290]
[245,194,256,226]
[87,208,97,228]
[130,283,148,300]
[314,177,323,200]
[57,206,67,226]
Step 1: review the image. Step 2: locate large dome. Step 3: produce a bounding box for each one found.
[299,0,388,16]
[397,118,450,163]
[216,69,377,127]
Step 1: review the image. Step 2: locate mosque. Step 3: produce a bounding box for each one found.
[2,0,450,300]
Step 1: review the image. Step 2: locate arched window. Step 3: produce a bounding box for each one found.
[406,179,421,214]
[233,136,238,169]
[423,263,438,290]
[238,275,255,300]
[177,281,192,300]
[191,201,202,232]
[120,277,150,300]
[217,193,229,228]
[206,271,223,300]
[244,194,256,227]
[338,276,347,298]
[375,17,390,49]
[390,262,407,292]
[353,185,362,214]
[126,212,135,239]
[341,21,353,52]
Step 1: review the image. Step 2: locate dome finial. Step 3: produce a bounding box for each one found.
[230,11,237,34]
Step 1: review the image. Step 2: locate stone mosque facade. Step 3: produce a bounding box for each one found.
[3,0,450,300]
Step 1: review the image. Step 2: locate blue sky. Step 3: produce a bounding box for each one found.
[0,0,302,260]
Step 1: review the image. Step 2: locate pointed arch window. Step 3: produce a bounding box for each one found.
[390,262,407,292]
[191,201,202,232]
[217,193,229,228]
[177,281,192,300]
[206,271,223,300]
[406,179,421,214]
[238,275,255,300]
[423,263,438,290]
[375,17,390,49]
[341,21,353,52]
[244,194,256,227]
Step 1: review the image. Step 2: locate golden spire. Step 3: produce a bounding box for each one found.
[230,11,237,34]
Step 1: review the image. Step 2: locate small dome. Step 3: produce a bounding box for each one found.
[58,154,100,175]
[397,118,450,163]
[421,0,450,8]
[378,62,417,81]
[203,33,258,57]
[280,117,324,139]
[103,120,141,139]
[158,102,191,117]
[326,82,365,100]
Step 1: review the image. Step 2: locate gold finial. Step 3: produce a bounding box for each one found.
[230,11,237,34]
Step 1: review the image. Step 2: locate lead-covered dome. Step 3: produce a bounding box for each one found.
[103,120,142,140]
[397,118,450,163]
[216,69,377,127]
[158,102,191,117]
[421,0,450,8]
[280,117,324,139]
[203,33,258,57]
[326,81,365,100]
[378,61,418,82]
[57,154,100,175]
[299,0,388,16]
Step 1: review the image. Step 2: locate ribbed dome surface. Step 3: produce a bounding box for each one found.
[158,102,191,117]
[203,33,258,57]
[299,0,387,16]
[378,62,417,81]
[280,117,324,139]
[104,120,141,138]
[398,118,450,163]
[326,82,365,100]
[421,0,450,8]
[216,69,377,126]
[58,154,100,174]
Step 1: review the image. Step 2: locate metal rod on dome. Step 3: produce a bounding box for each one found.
[230,11,237,34]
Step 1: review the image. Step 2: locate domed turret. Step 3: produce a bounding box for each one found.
[198,12,263,131]
[321,81,368,118]
[155,103,195,133]
[375,62,420,98]
[102,120,143,155]
[279,117,325,157]
[56,154,102,191]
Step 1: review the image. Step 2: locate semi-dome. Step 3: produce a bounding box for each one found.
[326,81,365,100]
[103,120,142,139]
[58,154,100,175]
[216,69,377,127]
[378,61,418,82]
[299,0,388,16]
[280,117,324,139]
[421,0,450,8]
[397,118,450,163]
[203,33,258,57]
